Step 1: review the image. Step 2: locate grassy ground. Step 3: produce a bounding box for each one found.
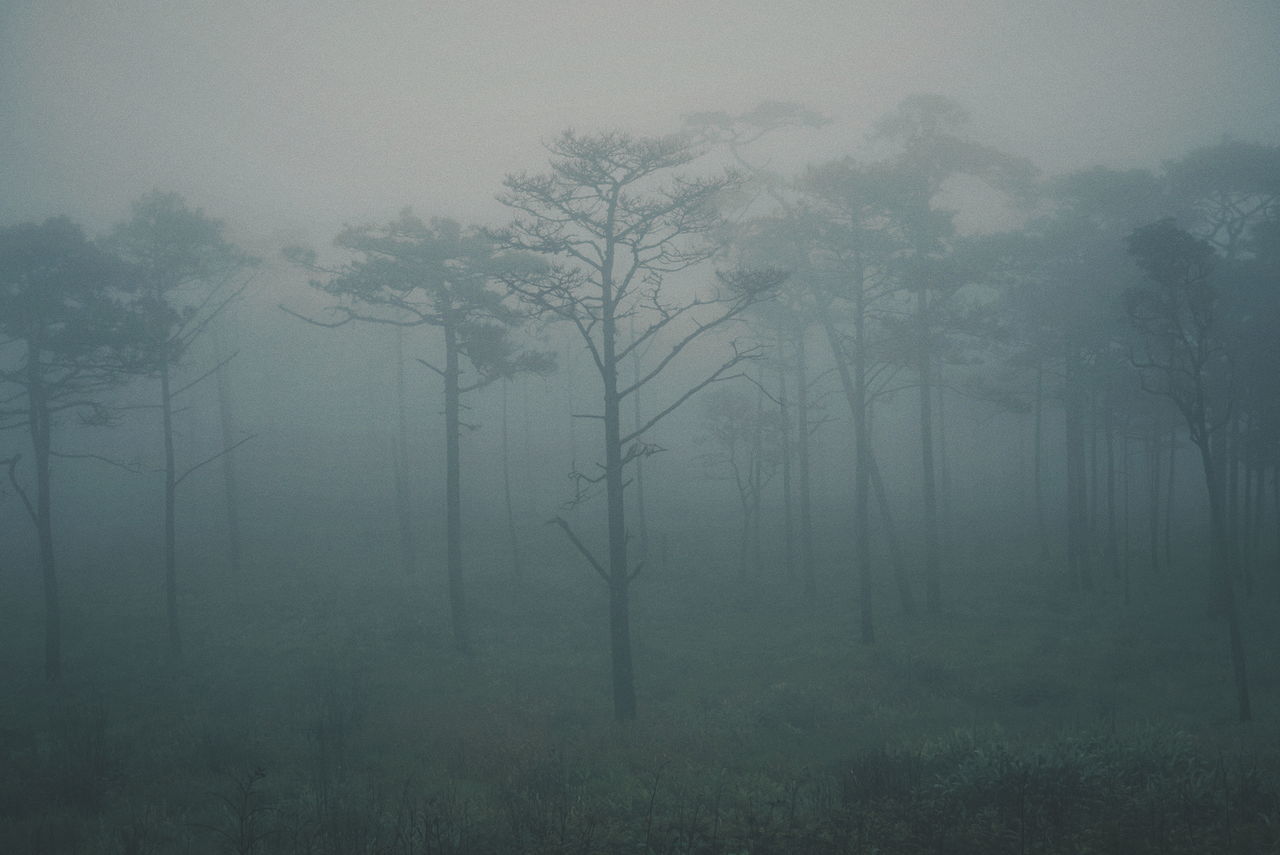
[1,521,1278,853]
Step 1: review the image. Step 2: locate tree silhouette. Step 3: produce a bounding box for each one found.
[284,211,552,653]
[109,191,255,660]
[496,130,780,720]
[1126,218,1251,722]
[0,216,133,680]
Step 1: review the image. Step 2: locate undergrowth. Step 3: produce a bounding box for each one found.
[1,529,1277,853]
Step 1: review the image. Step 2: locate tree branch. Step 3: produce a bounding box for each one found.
[548,515,609,584]
[174,434,256,487]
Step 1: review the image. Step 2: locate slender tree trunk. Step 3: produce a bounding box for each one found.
[1250,455,1265,585]
[1227,417,1242,583]
[778,353,794,579]
[737,469,751,582]
[27,346,61,681]
[822,311,873,643]
[630,318,650,567]
[936,371,952,558]
[868,436,915,616]
[1089,394,1100,552]
[852,284,873,642]
[443,322,469,653]
[795,334,816,601]
[750,378,765,578]
[214,323,243,575]
[161,360,181,658]
[601,259,636,722]
[1273,463,1279,595]
[1148,425,1161,575]
[1240,426,1255,595]
[1064,346,1093,592]
[1166,421,1177,571]
[1104,404,1118,578]
[394,326,417,575]
[1034,361,1050,562]
[501,379,523,581]
[1121,425,1132,604]
[915,287,941,613]
[1196,435,1251,722]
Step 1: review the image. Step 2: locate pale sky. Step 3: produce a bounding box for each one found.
[2,0,1278,244]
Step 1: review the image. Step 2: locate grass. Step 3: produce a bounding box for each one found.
[1,518,1278,853]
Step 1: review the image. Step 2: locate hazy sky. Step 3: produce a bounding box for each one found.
[3,0,1278,243]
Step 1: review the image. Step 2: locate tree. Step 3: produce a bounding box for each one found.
[109,192,254,660]
[1125,218,1251,722]
[284,211,552,653]
[699,385,784,580]
[0,216,131,680]
[800,160,920,635]
[869,94,1036,613]
[990,167,1166,588]
[496,130,780,720]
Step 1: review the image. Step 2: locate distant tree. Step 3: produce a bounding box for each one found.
[720,211,827,599]
[1165,141,1280,582]
[284,211,552,653]
[496,130,781,720]
[991,167,1166,588]
[1125,218,1251,722]
[1165,140,1280,262]
[690,101,829,594]
[868,94,1036,613]
[0,216,132,680]
[699,385,784,580]
[799,160,919,635]
[109,192,255,660]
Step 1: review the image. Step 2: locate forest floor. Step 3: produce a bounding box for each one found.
[1,522,1279,853]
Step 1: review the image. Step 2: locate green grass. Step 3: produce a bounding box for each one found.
[1,523,1278,853]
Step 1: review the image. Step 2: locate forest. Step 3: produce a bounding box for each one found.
[3,89,1280,853]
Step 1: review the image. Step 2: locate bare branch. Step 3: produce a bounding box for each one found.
[548,516,609,584]
[49,450,147,475]
[4,455,37,525]
[171,351,237,399]
[623,343,761,445]
[174,434,256,487]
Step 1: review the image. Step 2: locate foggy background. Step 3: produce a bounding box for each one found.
[4,0,1279,237]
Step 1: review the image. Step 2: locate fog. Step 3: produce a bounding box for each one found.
[3,2,1280,853]
[5,1,1279,235]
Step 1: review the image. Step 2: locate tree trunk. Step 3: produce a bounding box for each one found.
[868,441,915,616]
[1033,361,1050,561]
[501,379,523,582]
[750,378,765,578]
[630,318,650,567]
[1121,424,1132,604]
[936,371,952,560]
[1104,403,1118,578]
[443,321,469,653]
[1273,463,1279,595]
[795,334,816,601]
[394,327,417,575]
[821,312,873,643]
[1195,435,1252,722]
[778,353,794,579]
[1227,417,1242,584]
[1063,346,1093,591]
[214,325,243,575]
[161,360,181,659]
[27,345,61,681]
[602,270,636,722]
[1166,421,1177,571]
[1148,424,1161,576]
[915,287,941,613]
